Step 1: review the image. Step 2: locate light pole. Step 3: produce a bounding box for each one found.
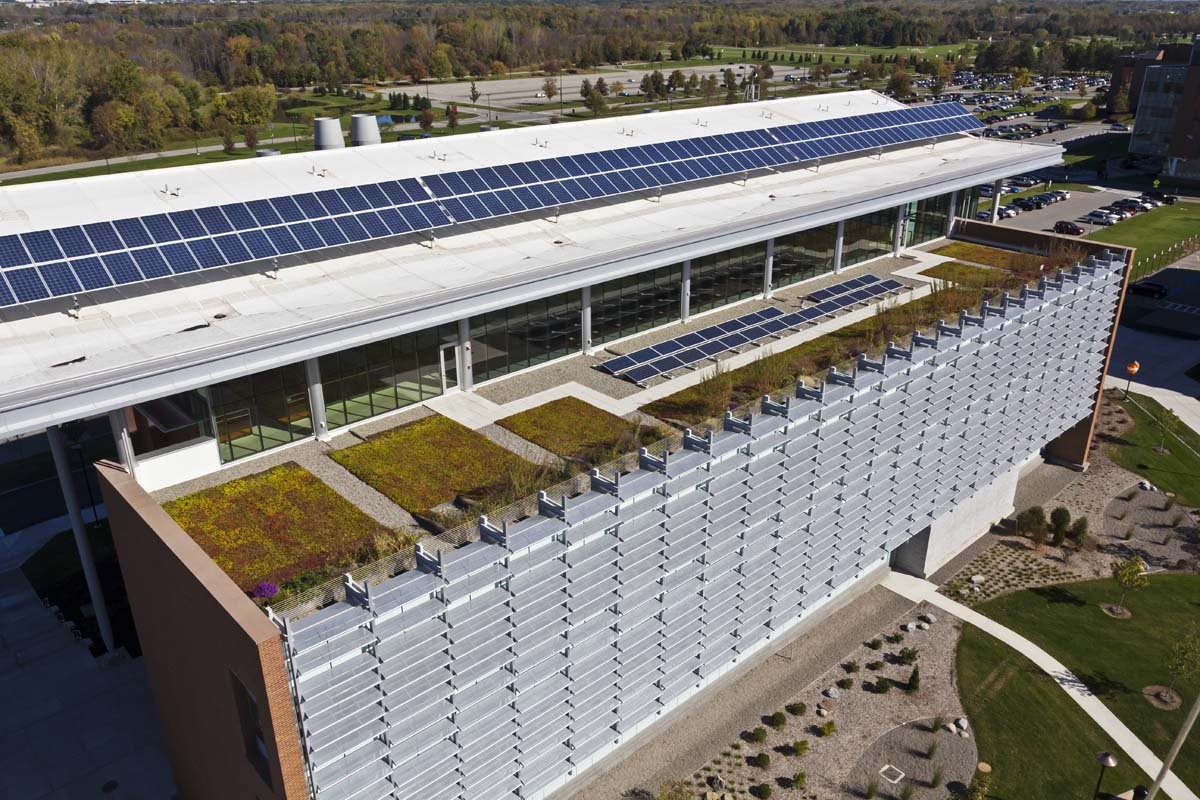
[1094,751,1117,799]
[1124,360,1139,400]
[1145,690,1200,799]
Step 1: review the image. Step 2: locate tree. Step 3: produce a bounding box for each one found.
[1010,67,1032,110]
[594,77,608,96]
[610,80,624,96]
[221,126,236,155]
[1110,556,1149,614]
[213,85,276,127]
[446,107,459,130]
[243,124,259,150]
[1163,624,1200,702]
[1074,101,1098,121]
[542,77,558,102]
[701,74,718,104]
[469,81,480,103]
[886,70,913,97]
[418,107,435,133]
[1050,506,1071,547]
[429,44,454,81]
[906,665,921,694]
[584,88,608,116]
[1069,516,1089,541]
[1017,506,1047,541]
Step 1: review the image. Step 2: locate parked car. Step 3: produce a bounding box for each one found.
[1099,205,1133,220]
[1012,198,1037,211]
[1137,195,1164,207]
[1111,122,1131,132]
[1010,175,1039,187]
[1143,190,1178,205]
[1128,280,1168,299]
[1117,198,1155,212]
[1050,189,1070,201]
[1053,220,1084,235]
[1033,192,1059,205]
[974,210,992,221]
[1085,210,1120,225]
[997,205,1020,219]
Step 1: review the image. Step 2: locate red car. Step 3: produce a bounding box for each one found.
[1054,220,1084,235]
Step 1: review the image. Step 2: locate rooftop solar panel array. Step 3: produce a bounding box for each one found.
[599,275,905,385]
[0,103,979,309]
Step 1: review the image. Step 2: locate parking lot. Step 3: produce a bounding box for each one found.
[984,186,1160,236]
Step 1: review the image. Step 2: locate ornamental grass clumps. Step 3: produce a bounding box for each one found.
[163,462,396,596]
[496,396,665,464]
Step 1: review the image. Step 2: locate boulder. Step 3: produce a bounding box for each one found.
[955,717,970,731]
[824,687,841,700]
[919,613,937,624]
[816,706,829,718]
[917,622,930,631]
[970,575,985,585]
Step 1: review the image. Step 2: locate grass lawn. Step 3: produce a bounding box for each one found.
[331,414,560,516]
[1106,392,1200,507]
[1063,135,1132,170]
[957,625,1151,799]
[22,521,140,657]
[979,182,1098,211]
[1086,202,1200,258]
[163,462,392,595]
[497,397,665,463]
[975,575,1200,792]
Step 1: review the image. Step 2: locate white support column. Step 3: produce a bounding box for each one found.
[457,318,474,391]
[946,190,959,237]
[581,285,594,355]
[681,260,692,323]
[304,358,330,442]
[989,179,1003,224]
[107,409,137,483]
[893,205,905,256]
[833,220,845,274]
[763,238,774,300]
[46,425,114,654]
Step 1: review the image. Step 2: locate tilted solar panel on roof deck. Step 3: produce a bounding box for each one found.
[40,263,80,297]
[624,364,659,385]
[72,257,112,290]
[7,267,48,302]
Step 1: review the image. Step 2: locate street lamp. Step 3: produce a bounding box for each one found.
[1094,751,1118,799]
[1124,360,1139,399]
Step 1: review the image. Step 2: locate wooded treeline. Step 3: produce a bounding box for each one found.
[0,1,1195,164]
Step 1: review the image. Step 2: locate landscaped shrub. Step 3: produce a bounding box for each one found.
[836,677,854,690]
[818,720,836,737]
[792,740,809,757]
[926,739,939,759]
[732,742,742,750]
[865,778,879,799]
[751,752,771,769]
[885,632,904,644]
[906,666,921,694]
[747,727,767,743]
[931,767,944,788]
[866,638,883,650]
[900,783,915,800]
[751,783,773,799]
[766,711,787,729]
[898,647,920,665]
[785,702,807,716]
[844,659,861,673]
[1016,506,1048,542]
[1070,516,1089,540]
[874,676,892,694]
[792,771,807,789]
[866,660,884,671]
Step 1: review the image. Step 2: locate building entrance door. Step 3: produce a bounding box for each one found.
[440,343,458,393]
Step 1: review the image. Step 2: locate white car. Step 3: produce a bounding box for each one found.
[1085,210,1120,225]
[997,206,1020,219]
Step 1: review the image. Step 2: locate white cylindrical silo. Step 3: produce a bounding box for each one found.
[350,114,382,147]
[313,117,345,150]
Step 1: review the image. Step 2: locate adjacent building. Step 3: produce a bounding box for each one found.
[0,91,1125,800]
[1128,35,1200,184]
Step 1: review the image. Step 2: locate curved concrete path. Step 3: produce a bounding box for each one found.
[882,572,1198,800]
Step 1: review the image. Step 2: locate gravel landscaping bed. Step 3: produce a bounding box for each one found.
[684,603,966,799]
[843,716,978,800]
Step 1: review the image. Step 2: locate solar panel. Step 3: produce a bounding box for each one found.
[21,231,64,263]
[0,235,31,268]
[40,263,81,297]
[102,252,141,284]
[168,210,207,240]
[71,257,112,290]
[0,275,14,307]
[624,364,659,385]
[6,267,48,302]
[142,215,182,244]
[83,223,123,254]
[114,219,153,249]
[134,247,174,277]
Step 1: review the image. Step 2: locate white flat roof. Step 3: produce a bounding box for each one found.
[0,91,1064,437]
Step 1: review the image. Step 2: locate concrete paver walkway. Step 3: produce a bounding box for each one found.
[882,572,1198,800]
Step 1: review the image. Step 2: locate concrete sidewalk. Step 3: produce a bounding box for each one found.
[882,572,1197,800]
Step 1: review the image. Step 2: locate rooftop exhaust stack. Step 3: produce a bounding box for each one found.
[313,117,345,150]
[350,114,382,147]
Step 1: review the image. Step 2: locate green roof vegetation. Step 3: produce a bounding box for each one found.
[931,241,1084,281]
[974,575,1200,790]
[957,624,1150,798]
[163,462,395,595]
[496,396,665,463]
[922,261,1027,292]
[1106,392,1200,507]
[330,414,562,519]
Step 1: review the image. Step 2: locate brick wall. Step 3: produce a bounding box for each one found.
[96,462,309,800]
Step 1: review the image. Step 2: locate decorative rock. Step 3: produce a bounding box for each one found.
[816,706,829,717]
[959,730,971,739]
[970,575,985,585]
[1139,480,1151,491]
[917,622,930,631]
[955,717,970,730]
[709,774,725,790]
[919,613,937,624]
[944,724,956,733]
[824,687,841,700]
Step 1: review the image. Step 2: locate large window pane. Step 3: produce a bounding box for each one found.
[690,242,766,314]
[209,363,311,463]
[773,223,838,289]
[905,193,953,246]
[470,290,581,382]
[592,263,682,345]
[841,208,896,268]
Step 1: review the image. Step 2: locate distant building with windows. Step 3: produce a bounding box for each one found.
[1128,35,1200,184]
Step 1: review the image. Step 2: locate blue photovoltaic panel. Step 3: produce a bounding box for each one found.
[266,226,302,255]
[197,206,233,235]
[241,200,279,228]
[316,190,350,216]
[188,238,226,269]
[214,234,253,264]
[0,275,15,307]
[239,230,277,260]
[337,187,372,212]
[357,212,391,239]
[160,243,200,273]
[21,231,65,263]
[335,216,370,242]
[0,235,31,268]
[294,194,328,219]
[359,184,390,208]
[54,227,95,258]
[71,257,113,290]
[114,218,153,249]
[83,222,123,254]
[313,219,347,246]
[289,223,324,250]
[142,214,182,244]
[133,247,172,278]
[40,263,81,297]
[168,210,207,240]
[6,267,48,302]
[101,253,141,284]
[269,197,306,223]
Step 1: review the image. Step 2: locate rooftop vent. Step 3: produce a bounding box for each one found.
[350,114,382,147]
[313,117,345,151]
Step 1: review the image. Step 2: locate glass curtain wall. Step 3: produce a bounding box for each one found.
[319,324,457,429]
[904,193,953,246]
[591,264,683,345]
[209,364,311,463]
[841,209,896,268]
[964,186,981,221]
[471,290,582,382]
[689,242,767,314]
[128,391,213,456]
[0,421,116,534]
[772,223,838,289]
